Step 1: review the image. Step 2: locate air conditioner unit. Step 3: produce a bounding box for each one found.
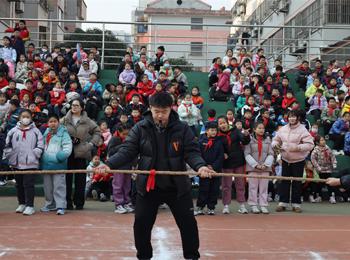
[279,0,290,14]
[15,1,24,13]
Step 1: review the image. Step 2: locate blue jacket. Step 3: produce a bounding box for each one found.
[329,119,349,135]
[5,107,22,133]
[344,132,350,153]
[199,135,224,172]
[41,125,73,170]
[83,81,103,96]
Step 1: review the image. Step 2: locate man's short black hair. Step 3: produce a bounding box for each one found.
[149,92,173,108]
[9,99,20,107]
[206,121,218,130]
[157,46,165,52]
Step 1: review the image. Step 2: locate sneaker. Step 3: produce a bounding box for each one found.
[56,208,65,215]
[124,203,134,213]
[207,209,215,215]
[338,150,345,156]
[7,179,16,185]
[315,196,322,203]
[250,205,260,214]
[309,195,316,203]
[238,204,248,214]
[99,193,107,202]
[301,197,304,203]
[159,203,168,209]
[222,205,230,214]
[114,205,127,214]
[274,194,280,202]
[292,207,302,213]
[332,150,340,156]
[0,180,7,186]
[40,206,51,212]
[267,192,273,202]
[275,205,286,212]
[260,206,269,214]
[91,190,98,200]
[330,194,337,204]
[23,206,35,216]
[194,207,205,216]
[15,204,26,213]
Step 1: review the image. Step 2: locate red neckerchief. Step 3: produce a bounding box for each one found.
[133,116,140,123]
[265,83,272,93]
[262,117,268,127]
[20,128,30,140]
[46,132,52,147]
[89,80,96,91]
[208,117,216,122]
[257,135,263,160]
[323,146,330,161]
[152,71,156,79]
[338,99,344,109]
[258,94,263,104]
[255,84,259,92]
[328,105,335,116]
[165,68,169,77]
[245,119,250,129]
[113,131,126,142]
[275,73,280,83]
[317,96,321,107]
[282,85,288,96]
[245,94,250,104]
[218,130,231,147]
[239,82,244,93]
[250,105,255,113]
[183,103,191,113]
[205,137,215,151]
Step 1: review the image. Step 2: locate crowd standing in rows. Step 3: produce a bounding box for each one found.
[0,20,350,217]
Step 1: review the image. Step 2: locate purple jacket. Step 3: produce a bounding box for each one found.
[308,95,327,113]
[119,69,136,85]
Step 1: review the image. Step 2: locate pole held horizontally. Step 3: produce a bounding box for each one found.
[0,169,328,183]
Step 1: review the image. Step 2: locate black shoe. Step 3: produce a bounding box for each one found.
[66,204,74,210]
[75,205,84,210]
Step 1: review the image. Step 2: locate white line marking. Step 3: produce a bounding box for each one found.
[0,248,349,255]
[153,227,174,260]
[0,226,349,232]
[310,251,326,260]
[0,252,6,257]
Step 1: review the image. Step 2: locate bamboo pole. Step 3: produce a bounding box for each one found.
[0,169,328,183]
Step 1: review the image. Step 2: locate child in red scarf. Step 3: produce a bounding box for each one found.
[281,90,296,110]
[108,124,134,214]
[195,121,224,215]
[321,97,340,134]
[244,122,274,214]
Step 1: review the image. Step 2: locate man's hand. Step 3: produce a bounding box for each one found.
[198,166,216,178]
[326,177,341,187]
[95,165,111,176]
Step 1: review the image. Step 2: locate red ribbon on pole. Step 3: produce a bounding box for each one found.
[146,169,156,192]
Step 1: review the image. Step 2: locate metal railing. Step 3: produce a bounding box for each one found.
[2,17,350,71]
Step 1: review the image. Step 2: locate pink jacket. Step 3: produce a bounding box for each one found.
[217,69,231,93]
[272,123,314,163]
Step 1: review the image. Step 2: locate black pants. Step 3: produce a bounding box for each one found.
[134,190,200,259]
[14,170,36,207]
[318,172,337,197]
[197,177,221,210]
[330,134,345,151]
[323,121,334,135]
[66,156,87,208]
[278,160,305,205]
[91,180,112,197]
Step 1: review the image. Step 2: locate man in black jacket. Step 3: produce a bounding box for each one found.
[102,92,214,260]
[326,168,350,191]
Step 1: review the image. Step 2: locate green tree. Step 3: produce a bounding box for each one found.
[63,28,127,69]
[169,56,194,71]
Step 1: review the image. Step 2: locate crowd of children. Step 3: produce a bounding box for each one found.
[0,22,349,216]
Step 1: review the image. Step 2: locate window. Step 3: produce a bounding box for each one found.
[191,17,203,30]
[326,0,350,24]
[190,42,203,56]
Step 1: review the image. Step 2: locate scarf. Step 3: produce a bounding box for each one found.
[262,117,269,127]
[133,116,140,123]
[245,119,250,129]
[183,103,191,113]
[239,83,244,93]
[20,128,30,140]
[322,146,331,162]
[317,96,321,107]
[218,130,231,147]
[275,74,280,83]
[46,132,52,147]
[165,68,169,77]
[250,105,255,114]
[205,137,215,151]
[257,135,263,160]
[113,131,126,142]
[208,117,216,122]
[328,106,335,116]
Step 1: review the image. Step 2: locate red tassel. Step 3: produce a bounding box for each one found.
[146,169,156,192]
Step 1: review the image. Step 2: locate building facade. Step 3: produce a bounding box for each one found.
[133,0,231,70]
[230,0,350,69]
[1,0,86,49]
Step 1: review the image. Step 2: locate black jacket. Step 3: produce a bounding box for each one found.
[339,169,350,190]
[199,135,224,172]
[218,128,250,169]
[107,110,206,197]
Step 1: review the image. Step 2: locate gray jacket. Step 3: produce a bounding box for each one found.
[4,122,44,170]
[61,111,101,160]
[244,135,274,173]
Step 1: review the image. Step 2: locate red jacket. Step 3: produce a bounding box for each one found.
[282,97,296,109]
[20,88,34,101]
[33,60,44,70]
[49,88,66,106]
[5,25,30,41]
[137,80,154,97]
[125,89,143,104]
[0,78,9,89]
[342,65,350,79]
[92,173,113,182]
